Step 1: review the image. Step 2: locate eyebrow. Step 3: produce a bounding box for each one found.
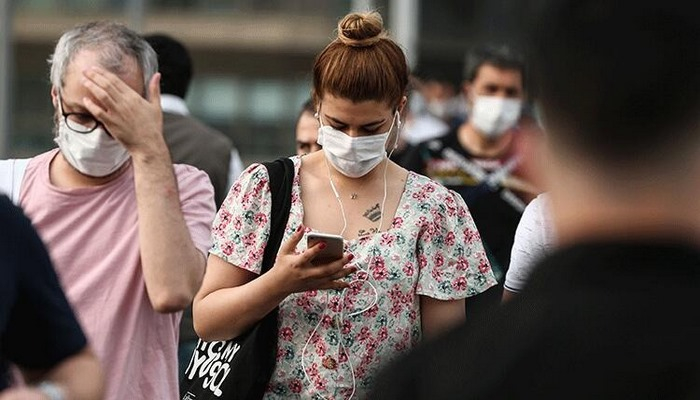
[325,114,386,128]
[60,97,90,113]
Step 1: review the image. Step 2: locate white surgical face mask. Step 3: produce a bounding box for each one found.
[470,96,522,139]
[317,111,399,178]
[54,119,131,177]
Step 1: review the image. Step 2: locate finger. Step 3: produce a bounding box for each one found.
[304,253,353,280]
[81,95,110,126]
[81,75,121,123]
[84,66,126,96]
[298,239,330,265]
[277,225,305,255]
[318,279,351,290]
[81,71,117,110]
[148,73,161,106]
[329,265,357,281]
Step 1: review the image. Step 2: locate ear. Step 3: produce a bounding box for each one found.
[50,86,59,109]
[396,95,408,115]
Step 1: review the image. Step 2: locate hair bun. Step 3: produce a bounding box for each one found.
[337,11,387,48]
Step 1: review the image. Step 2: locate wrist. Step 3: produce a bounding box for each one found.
[259,266,293,301]
[128,136,170,164]
[37,381,66,400]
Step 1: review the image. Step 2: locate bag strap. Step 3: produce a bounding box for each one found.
[260,157,294,274]
[0,158,31,205]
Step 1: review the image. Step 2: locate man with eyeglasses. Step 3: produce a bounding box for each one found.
[0,21,215,400]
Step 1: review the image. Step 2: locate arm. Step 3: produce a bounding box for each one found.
[194,227,355,341]
[503,194,549,302]
[81,67,207,313]
[1,347,104,400]
[420,296,465,340]
[502,288,518,302]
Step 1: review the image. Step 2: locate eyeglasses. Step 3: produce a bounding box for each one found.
[57,94,101,133]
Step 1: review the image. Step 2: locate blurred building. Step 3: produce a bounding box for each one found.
[4,0,528,165]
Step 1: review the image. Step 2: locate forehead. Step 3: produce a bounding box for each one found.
[472,63,523,90]
[61,49,143,96]
[320,94,392,120]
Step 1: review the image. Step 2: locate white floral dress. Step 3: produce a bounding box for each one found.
[210,156,497,399]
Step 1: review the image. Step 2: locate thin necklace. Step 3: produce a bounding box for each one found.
[324,157,389,237]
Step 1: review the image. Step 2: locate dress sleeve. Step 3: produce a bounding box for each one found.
[209,163,272,274]
[415,183,498,300]
[505,193,553,293]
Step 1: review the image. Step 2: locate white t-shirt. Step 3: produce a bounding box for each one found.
[504,193,557,293]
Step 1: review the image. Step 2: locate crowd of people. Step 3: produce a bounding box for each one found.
[1,1,699,399]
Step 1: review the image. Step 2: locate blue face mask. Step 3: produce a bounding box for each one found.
[317,111,399,178]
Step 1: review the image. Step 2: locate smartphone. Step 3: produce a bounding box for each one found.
[307,232,344,264]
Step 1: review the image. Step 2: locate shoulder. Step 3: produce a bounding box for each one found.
[409,172,462,202]
[521,192,547,220]
[173,163,215,194]
[520,193,555,235]
[15,149,58,181]
[228,162,271,195]
[26,149,57,166]
[408,171,442,191]
[174,162,209,179]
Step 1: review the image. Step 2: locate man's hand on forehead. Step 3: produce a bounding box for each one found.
[80,66,164,155]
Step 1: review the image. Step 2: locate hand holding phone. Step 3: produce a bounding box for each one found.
[307,232,344,264]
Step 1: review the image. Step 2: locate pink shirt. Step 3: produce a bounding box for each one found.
[19,149,215,400]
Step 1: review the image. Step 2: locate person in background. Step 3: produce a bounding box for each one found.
[373,1,700,397]
[295,98,321,156]
[0,21,216,400]
[400,44,540,318]
[0,195,103,400]
[193,11,496,399]
[144,33,243,208]
[400,74,450,146]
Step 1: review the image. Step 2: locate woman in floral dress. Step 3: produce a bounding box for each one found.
[193,10,497,399]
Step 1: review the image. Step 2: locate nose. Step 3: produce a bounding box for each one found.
[343,128,362,138]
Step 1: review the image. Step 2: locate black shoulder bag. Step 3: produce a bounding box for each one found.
[182,157,295,400]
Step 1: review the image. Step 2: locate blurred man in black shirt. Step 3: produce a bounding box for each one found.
[374,1,700,398]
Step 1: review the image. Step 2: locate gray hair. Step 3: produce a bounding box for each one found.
[48,21,158,97]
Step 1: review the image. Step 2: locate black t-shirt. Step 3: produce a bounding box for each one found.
[372,240,700,399]
[0,195,87,390]
[399,129,524,277]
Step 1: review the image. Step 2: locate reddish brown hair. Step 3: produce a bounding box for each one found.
[312,11,409,109]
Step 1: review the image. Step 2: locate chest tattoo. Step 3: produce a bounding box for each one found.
[363,203,382,222]
[358,227,379,237]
